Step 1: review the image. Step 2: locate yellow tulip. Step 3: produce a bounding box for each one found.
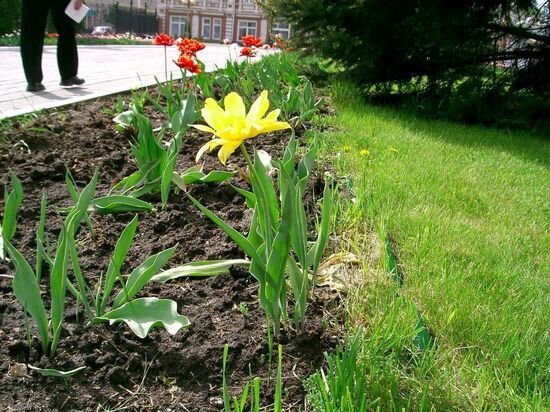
[191,90,291,164]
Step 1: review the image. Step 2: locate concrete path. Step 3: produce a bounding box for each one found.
[0,44,252,119]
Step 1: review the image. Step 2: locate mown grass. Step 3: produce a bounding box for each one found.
[311,83,549,411]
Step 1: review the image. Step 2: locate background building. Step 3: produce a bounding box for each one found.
[158,0,291,42]
[81,0,291,41]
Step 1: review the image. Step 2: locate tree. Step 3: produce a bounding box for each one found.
[258,0,549,92]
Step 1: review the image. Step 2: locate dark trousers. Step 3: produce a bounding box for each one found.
[20,0,78,83]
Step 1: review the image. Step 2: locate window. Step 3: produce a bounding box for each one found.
[202,17,211,39]
[170,16,187,37]
[212,18,222,40]
[271,22,291,40]
[238,20,257,38]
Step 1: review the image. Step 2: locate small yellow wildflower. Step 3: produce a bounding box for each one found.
[360,149,369,156]
[191,90,291,164]
[343,145,351,152]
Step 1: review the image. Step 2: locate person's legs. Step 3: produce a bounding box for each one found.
[20,0,50,83]
[51,0,78,80]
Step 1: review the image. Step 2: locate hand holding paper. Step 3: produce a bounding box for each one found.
[65,0,89,23]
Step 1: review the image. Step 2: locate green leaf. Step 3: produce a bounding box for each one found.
[288,169,308,269]
[222,344,231,412]
[95,297,190,339]
[281,135,297,180]
[250,151,279,248]
[67,171,99,237]
[113,110,134,128]
[231,184,257,209]
[36,191,47,282]
[5,240,49,353]
[99,215,139,315]
[181,169,236,185]
[145,94,167,119]
[308,181,333,276]
[28,365,86,379]
[135,114,164,174]
[264,185,293,336]
[171,171,187,191]
[93,195,155,214]
[112,245,178,308]
[65,171,79,203]
[297,141,318,193]
[65,170,94,237]
[286,256,308,327]
[171,92,197,137]
[1,173,23,260]
[110,171,144,195]
[233,382,250,412]
[151,259,250,283]
[161,134,182,209]
[187,194,265,272]
[51,172,98,355]
[274,345,283,412]
[67,236,93,320]
[48,226,69,357]
[246,208,263,250]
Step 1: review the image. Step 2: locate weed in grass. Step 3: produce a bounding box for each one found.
[222,344,284,412]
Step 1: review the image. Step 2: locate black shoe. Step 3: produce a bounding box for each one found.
[60,76,85,87]
[26,82,46,92]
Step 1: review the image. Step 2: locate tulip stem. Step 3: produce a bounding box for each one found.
[164,45,168,81]
[240,143,253,171]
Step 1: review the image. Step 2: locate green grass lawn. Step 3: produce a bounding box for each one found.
[319,84,549,411]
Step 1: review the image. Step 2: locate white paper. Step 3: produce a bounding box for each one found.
[64,0,90,23]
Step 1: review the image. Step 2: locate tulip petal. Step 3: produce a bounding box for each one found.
[193,89,292,166]
[190,124,217,135]
[195,138,224,162]
[224,92,246,121]
[265,109,281,121]
[218,140,242,165]
[246,90,269,122]
[202,98,228,131]
[216,127,240,141]
[256,121,292,135]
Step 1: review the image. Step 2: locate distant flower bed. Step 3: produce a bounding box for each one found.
[0,31,153,47]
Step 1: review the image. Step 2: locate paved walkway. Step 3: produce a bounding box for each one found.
[0,44,251,119]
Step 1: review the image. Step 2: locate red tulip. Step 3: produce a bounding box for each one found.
[240,47,256,57]
[174,54,202,74]
[153,33,175,46]
[176,37,206,55]
[241,34,262,47]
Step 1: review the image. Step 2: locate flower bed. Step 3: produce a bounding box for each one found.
[0,49,340,410]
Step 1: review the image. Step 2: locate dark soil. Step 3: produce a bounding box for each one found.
[0,93,342,411]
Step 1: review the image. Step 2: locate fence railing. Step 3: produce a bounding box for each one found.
[84,2,158,35]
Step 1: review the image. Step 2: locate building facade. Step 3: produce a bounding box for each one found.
[157,0,291,43]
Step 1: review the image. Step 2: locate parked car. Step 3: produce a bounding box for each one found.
[92,26,114,36]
